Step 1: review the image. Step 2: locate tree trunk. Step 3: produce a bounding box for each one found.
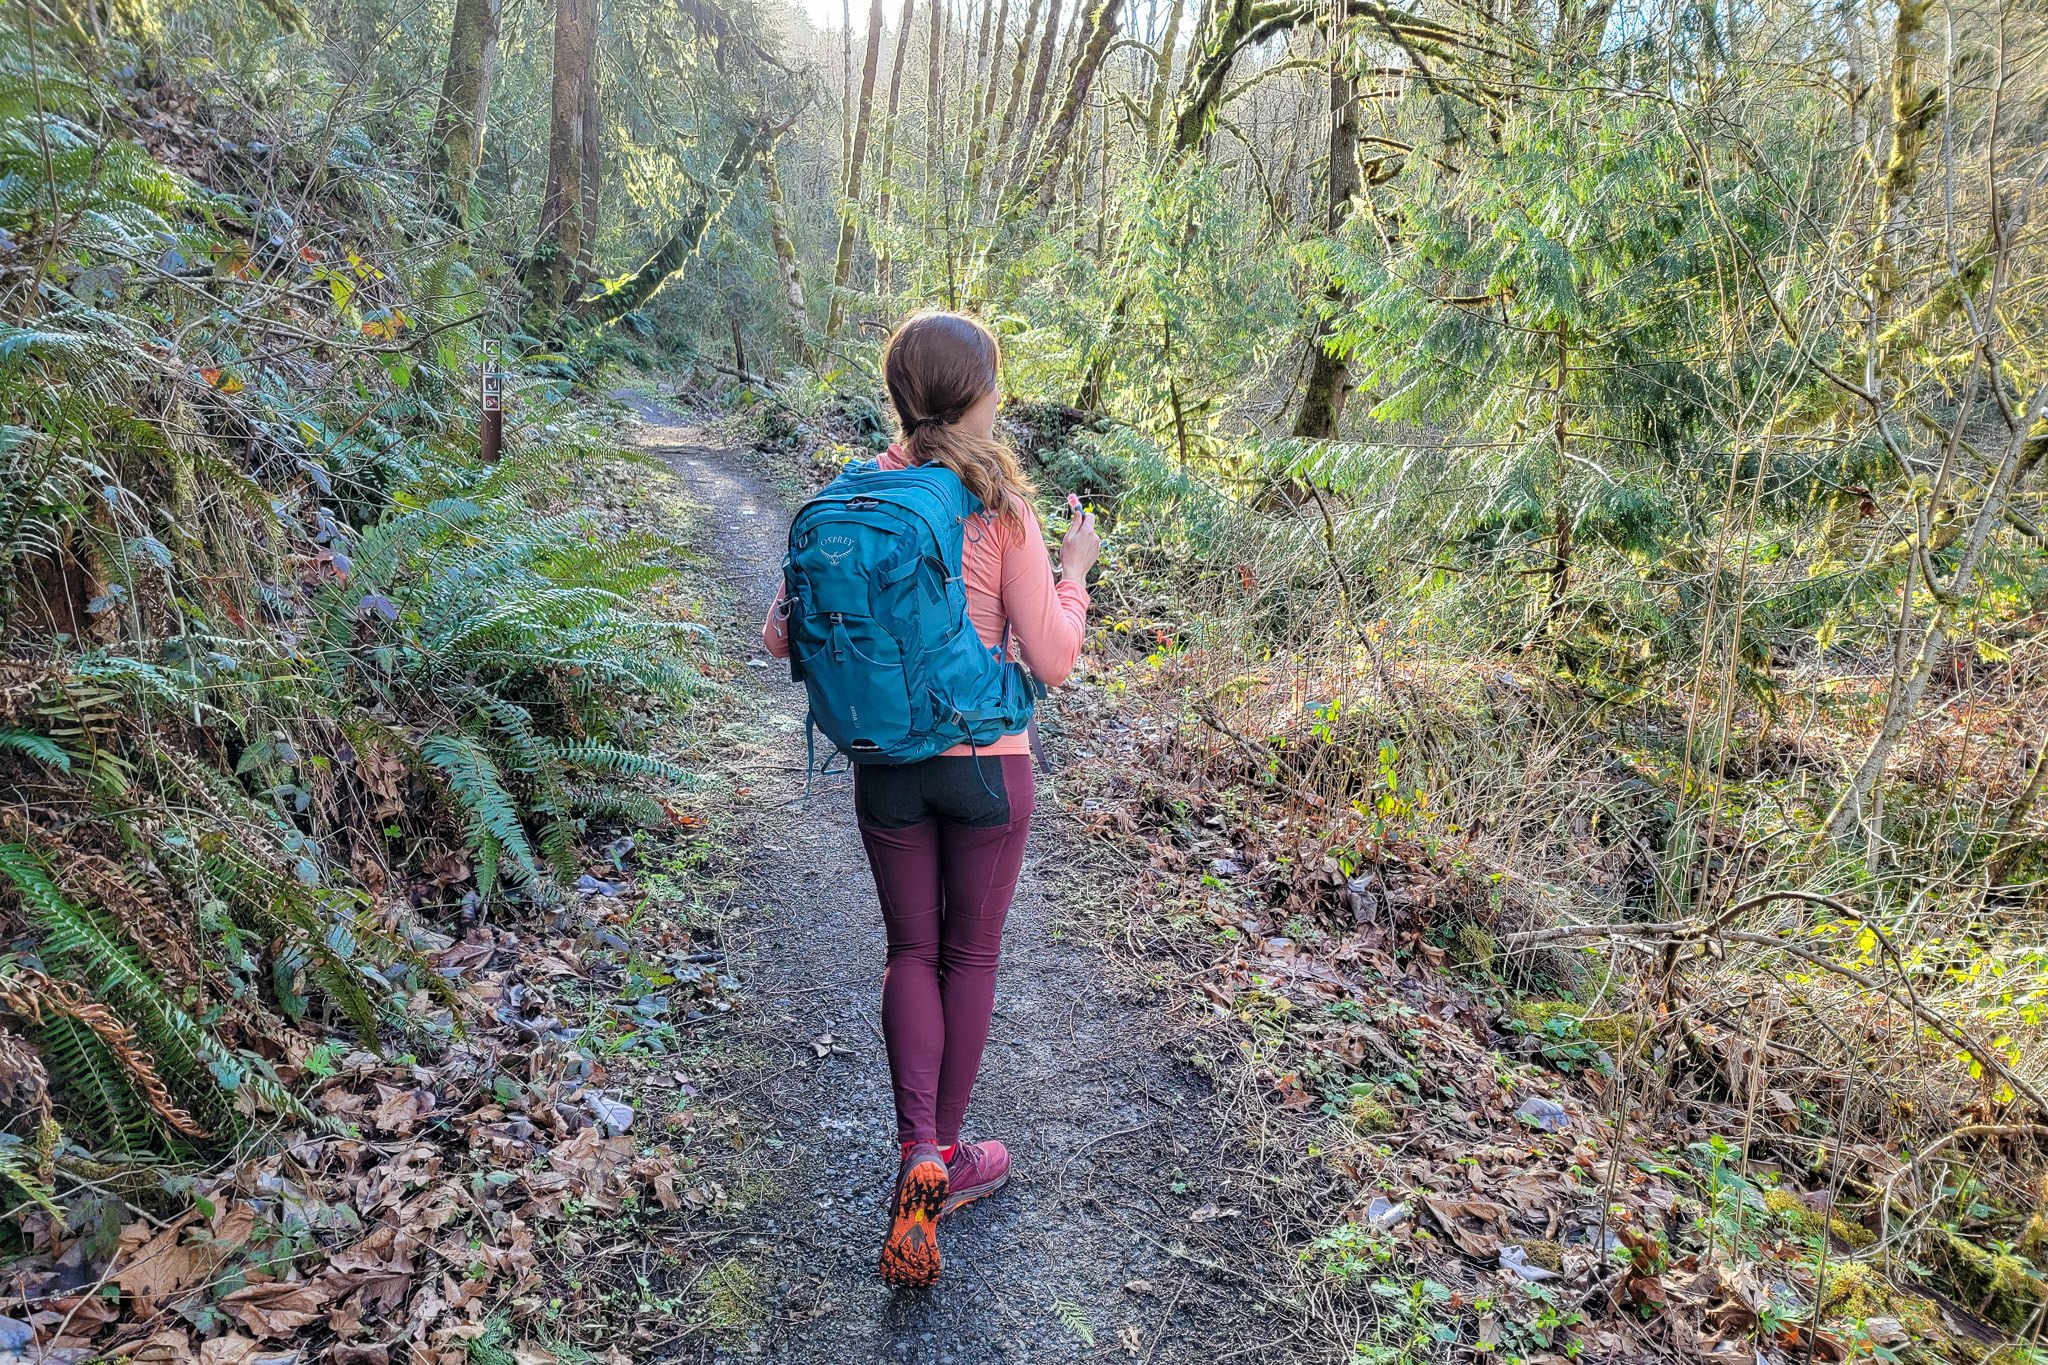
[990,0,1044,193]
[1012,0,1122,211]
[1171,0,1305,154]
[970,0,1001,119]
[1167,0,1450,155]
[1143,0,1183,160]
[875,0,918,297]
[1863,0,1937,352]
[879,0,919,180]
[760,146,809,358]
[427,0,501,225]
[525,0,596,317]
[1537,323,1574,642]
[965,0,1019,211]
[827,0,888,339]
[948,0,975,153]
[1003,0,1066,191]
[925,0,945,197]
[1290,34,1362,440]
[576,17,601,287]
[841,0,856,176]
[571,128,766,328]
[1094,85,1108,256]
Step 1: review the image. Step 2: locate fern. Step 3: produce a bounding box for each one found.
[1051,1300,1096,1347]
[0,28,706,1171]
[0,1133,60,1220]
[1,844,315,1134]
[562,786,667,828]
[0,728,69,770]
[33,1016,160,1154]
[421,735,544,893]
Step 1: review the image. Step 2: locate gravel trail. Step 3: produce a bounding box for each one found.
[627,399,1276,1364]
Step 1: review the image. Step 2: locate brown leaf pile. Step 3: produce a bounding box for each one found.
[3,878,738,1364]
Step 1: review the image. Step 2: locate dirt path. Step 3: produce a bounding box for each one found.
[626,400,1277,1363]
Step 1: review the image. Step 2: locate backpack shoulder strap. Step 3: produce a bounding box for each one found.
[930,465,983,522]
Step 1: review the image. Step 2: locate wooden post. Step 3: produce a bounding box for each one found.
[480,360,503,463]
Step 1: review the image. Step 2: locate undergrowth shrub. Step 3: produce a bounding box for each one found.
[0,24,702,1191]
[1046,393,2048,1344]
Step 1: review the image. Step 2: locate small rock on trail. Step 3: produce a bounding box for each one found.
[624,397,1280,1363]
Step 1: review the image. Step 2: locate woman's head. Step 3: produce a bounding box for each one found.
[881,311,1033,529]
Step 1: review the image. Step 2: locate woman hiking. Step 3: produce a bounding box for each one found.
[762,310,1100,1287]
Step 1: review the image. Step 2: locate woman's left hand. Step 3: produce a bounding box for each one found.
[1061,493,1100,583]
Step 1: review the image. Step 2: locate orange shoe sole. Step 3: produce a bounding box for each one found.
[878,1156,948,1288]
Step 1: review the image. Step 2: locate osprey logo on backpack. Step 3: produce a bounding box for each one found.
[782,461,1040,773]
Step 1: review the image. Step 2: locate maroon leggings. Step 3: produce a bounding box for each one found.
[854,754,1035,1146]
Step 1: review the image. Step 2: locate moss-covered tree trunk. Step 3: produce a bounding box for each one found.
[1002,0,1066,191]
[1171,0,1304,153]
[1171,0,1449,154]
[1013,0,1123,211]
[973,0,1034,214]
[1821,0,1953,841]
[1143,0,1184,161]
[427,0,501,225]
[841,0,856,177]
[760,147,810,359]
[1291,36,1364,440]
[1864,0,1938,357]
[525,0,596,318]
[570,128,764,328]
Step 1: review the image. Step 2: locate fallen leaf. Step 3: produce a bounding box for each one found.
[1420,1194,1511,1259]
[116,1329,192,1362]
[223,1280,337,1337]
[113,1216,232,1312]
[198,1334,262,1365]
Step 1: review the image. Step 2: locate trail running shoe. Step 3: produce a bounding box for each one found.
[878,1141,949,1287]
[942,1139,1010,1217]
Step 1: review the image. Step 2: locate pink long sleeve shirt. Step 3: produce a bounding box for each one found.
[762,447,1090,757]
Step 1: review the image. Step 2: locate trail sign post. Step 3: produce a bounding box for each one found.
[480,356,503,463]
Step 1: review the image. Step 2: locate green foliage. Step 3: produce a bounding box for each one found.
[1006,161,1298,456]
[0,23,705,1168]
[1050,1299,1097,1347]
[0,729,68,770]
[0,1133,59,1220]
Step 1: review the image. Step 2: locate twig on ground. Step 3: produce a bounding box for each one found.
[1139,1275,1189,1365]
[1193,706,1325,808]
[1134,1231,1288,1302]
[1055,1120,1160,1185]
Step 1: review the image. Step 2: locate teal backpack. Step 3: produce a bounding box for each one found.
[780,460,1040,773]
